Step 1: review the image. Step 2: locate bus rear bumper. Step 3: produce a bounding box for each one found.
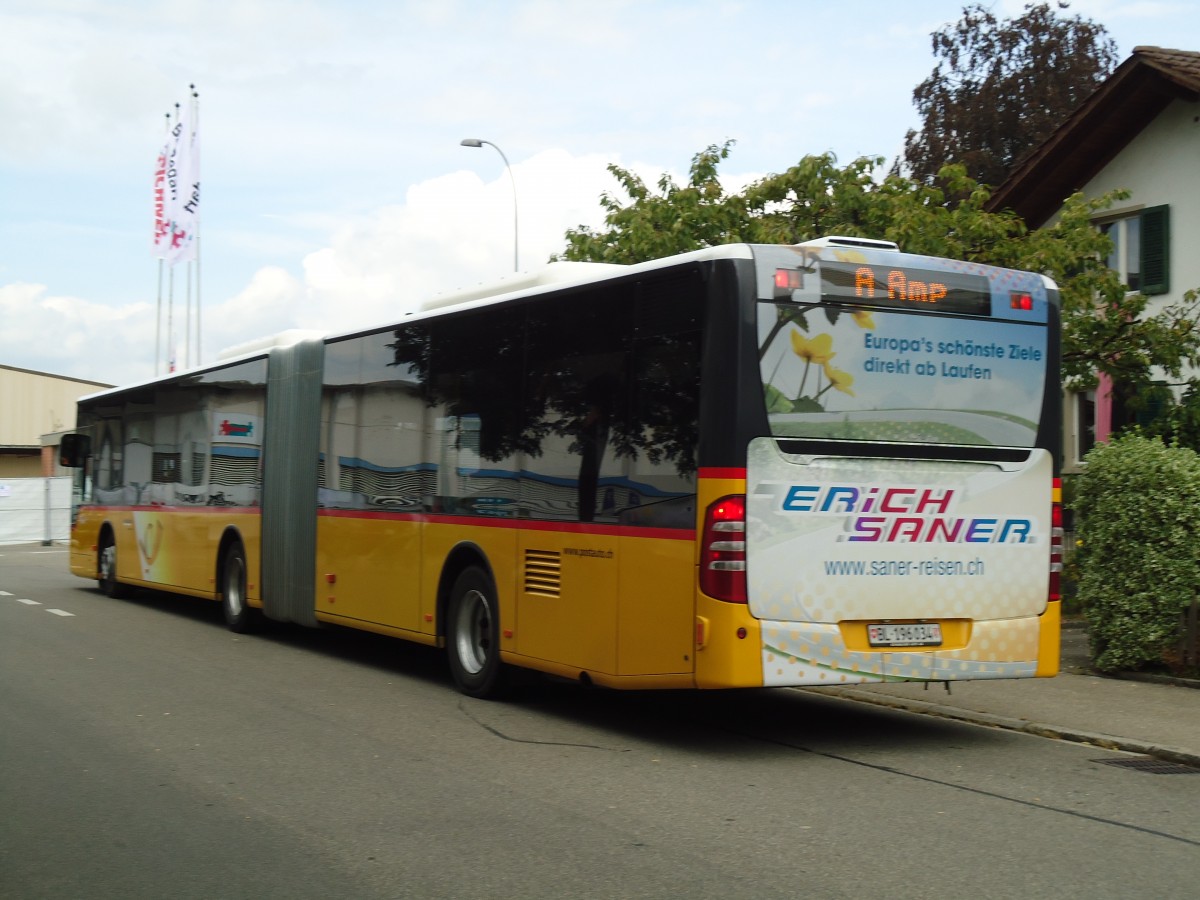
[758,615,1048,687]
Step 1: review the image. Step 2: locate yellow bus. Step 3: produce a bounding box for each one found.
[61,238,1063,697]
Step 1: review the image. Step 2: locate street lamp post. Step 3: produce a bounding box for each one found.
[460,138,518,272]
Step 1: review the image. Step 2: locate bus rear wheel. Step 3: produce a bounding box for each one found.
[221,541,260,633]
[447,567,506,699]
[97,532,128,599]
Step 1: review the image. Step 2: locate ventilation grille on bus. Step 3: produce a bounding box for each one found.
[524,550,562,598]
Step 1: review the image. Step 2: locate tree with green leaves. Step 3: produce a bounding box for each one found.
[556,143,1200,427]
[900,2,1119,187]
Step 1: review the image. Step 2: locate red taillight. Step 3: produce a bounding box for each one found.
[774,268,802,291]
[1049,478,1063,602]
[700,494,747,603]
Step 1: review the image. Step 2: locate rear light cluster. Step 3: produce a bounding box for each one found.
[1049,478,1064,601]
[700,495,747,603]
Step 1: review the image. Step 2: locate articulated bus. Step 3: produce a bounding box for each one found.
[61,238,1063,697]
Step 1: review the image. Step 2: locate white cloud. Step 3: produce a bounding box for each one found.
[0,282,155,384]
[3,147,687,383]
[0,140,791,385]
[198,150,640,354]
[201,266,307,361]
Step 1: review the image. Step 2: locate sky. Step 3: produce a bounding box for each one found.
[2,0,1199,387]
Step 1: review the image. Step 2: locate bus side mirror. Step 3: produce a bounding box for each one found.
[59,433,90,468]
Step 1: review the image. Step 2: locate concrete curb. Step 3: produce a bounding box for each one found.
[810,686,1200,770]
[1108,671,1200,690]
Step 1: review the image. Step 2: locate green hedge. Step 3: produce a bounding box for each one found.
[1074,434,1200,672]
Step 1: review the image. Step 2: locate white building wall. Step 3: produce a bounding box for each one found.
[1081,97,1200,312]
[1055,97,1200,472]
[0,367,109,446]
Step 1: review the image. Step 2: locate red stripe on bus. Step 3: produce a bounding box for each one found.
[698,467,747,480]
[316,508,692,542]
[80,504,261,515]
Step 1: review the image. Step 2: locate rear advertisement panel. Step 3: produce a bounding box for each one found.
[756,245,1051,448]
[748,246,1055,684]
[745,441,1052,684]
[746,441,1052,623]
[760,306,1048,447]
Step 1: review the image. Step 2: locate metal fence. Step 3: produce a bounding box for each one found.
[0,477,72,545]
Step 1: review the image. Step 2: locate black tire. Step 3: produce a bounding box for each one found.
[220,541,260,633]
[97,531,129,599]
[447,567,507,699]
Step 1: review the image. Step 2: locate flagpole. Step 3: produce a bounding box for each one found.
[167,264,175,373]
[185,260,192,370]
[155,259,164,376]
[195,234,202,365]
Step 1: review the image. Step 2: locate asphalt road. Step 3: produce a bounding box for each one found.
[2,544,1198,899]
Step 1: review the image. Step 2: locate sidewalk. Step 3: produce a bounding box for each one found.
[809,624,1200,767]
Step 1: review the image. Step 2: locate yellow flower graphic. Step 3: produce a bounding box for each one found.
[851,309,875,330]
[822,363,856,397]
[790,330,835,363]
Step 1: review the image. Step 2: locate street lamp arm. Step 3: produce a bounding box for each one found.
[460,138,519,272]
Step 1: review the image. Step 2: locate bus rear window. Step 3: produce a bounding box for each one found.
[758,303,1048,447]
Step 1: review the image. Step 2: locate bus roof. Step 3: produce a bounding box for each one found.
[76,239,1054,404]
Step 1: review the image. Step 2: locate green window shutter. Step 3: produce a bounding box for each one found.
[1140,205,1170,295]
[1134,382,1171,428]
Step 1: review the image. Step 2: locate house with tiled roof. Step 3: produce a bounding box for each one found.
[986,46,1200,471]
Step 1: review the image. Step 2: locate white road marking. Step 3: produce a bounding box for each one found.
[7,593,77,616]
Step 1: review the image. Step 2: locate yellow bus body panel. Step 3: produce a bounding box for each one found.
[423,519,519,645]
[514,526,619,674]
[315,513,424,633]
[313,514,697,683]
[502,525,696,678]
[69,508,103,580]
[1036,600,1062,677]
[694,593,765,688]
[692,471,764,688]
[616,531,694,675]
[69,506,262,605]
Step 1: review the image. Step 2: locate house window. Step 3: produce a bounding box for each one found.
[1099,217,1140,291]
[1098,205,1170,295]
[1074,389,1096,462]
[1104,379,1173,439]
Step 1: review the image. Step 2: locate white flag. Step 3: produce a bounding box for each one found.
[151,134,171,257]
[152,100,200,265]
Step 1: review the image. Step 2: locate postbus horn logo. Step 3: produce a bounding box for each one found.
[218,419,254,438]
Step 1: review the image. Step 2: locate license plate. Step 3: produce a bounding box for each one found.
[867,623,943,647]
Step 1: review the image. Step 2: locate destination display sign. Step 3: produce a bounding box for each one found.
[819,260,992,316]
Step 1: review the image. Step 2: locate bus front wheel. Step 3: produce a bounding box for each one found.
[447,567,506,699]
[221,542,260,633]
[98,532,128,599]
